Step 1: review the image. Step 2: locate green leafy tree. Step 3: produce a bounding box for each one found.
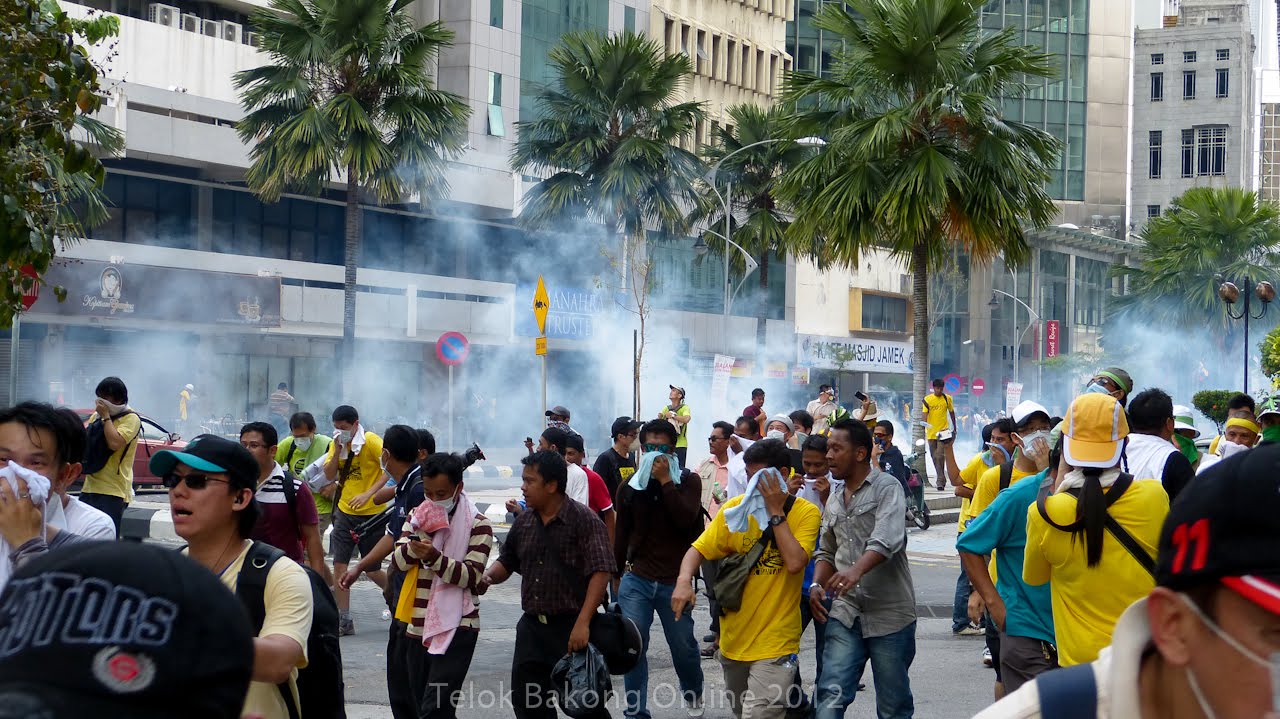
[1261,324,1280,384]
[512,30,705,408]
[0,0,123,327]
[776,0,1061,442]
[697,103,816,289]
[235,0,470,385]
[1192,389,1238,430]
[1113,187,1280,333]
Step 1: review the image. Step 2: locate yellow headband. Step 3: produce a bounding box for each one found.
[1225,417,1261,435]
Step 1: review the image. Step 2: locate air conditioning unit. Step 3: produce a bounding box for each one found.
[222,21,242,43]
[245,31,262,47]
[202,20,222,38]
[147,3,180,27]
[180,13,199,32]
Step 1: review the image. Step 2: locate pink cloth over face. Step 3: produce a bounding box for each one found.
[419,492,477,654]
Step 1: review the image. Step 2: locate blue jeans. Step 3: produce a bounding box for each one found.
[815,617,915,719]
[619,573,704,719]
[798,594,828,682]
[952,564,974,633]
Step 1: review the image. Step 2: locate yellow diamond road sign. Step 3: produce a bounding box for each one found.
[533,275,550,335]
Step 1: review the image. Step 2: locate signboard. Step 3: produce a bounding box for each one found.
[792,366,811,385]
[711,354,734,419]
[18,265,37,311]
[730,359,754,378]
[516,281,606,340]
[532,276,550,335]
[943,373,964,394]
[765,362,788,380]
[436,331,470,366]
[796,334,913,375]
[971,377,987,397]
[1005,381,1024,414]
[28,258,282,326]
[1045,320,1060,358]
[535,337,547,356]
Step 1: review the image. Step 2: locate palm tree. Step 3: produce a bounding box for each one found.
[776,0,1061,441]
[512,30,705,414]
[698,103,815,290]
[234,0,470,387]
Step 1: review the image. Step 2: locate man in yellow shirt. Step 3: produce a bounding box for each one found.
[81,376,142,536]
[154,434,313,719]
[673,438,821,719]
[1023,393,1168,667]
[323,404,389,635]
[921,378,957,490]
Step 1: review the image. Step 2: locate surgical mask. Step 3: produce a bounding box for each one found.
[432,490,458,514]
[1180,592,1275,719]
[1084,381,1113,396]
[294,436,313,452]
[1018,430,1051,454]
[336,429,353,443]
[1219,439,1250,459]
[380,451,390,478]
[766,429,786,441]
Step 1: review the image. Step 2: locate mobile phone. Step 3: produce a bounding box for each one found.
[854,391,868,401]
[525,436,532,444]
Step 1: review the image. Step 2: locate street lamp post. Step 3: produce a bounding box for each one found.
[696,136,824,352]
[1218,277,1276,395]
[989,288,1041,393]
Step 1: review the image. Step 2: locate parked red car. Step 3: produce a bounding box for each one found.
[76,410,187,487]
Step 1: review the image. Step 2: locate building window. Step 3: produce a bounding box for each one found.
[861,293,908,333]
[1216,68,1229,98]
[1151,72,1164,101]
[1151,52,1164,65]
[623,5,635,33]
[489,0,502,27]
[1147,204,1161,218]
[487,72,504,137]
[1149,130,1162,178]
[1181,129,1195,177]
[1183,70,1196,99]
[1216,48,1230,61]
[1184,50,1197,62]
[1196,126,1227,176]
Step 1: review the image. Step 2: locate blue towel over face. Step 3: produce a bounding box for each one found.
[723,467,787,533]
[629,450,682,491]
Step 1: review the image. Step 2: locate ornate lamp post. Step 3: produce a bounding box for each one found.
[1219,277,1276,395]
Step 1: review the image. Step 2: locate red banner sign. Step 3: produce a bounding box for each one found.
[1045,320,1060,358]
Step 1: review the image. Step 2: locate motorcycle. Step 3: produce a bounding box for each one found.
[903,440,931,530]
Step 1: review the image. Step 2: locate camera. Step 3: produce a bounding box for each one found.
[463,443,486,468]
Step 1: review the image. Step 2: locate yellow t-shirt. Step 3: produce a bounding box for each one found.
[956,452,989,533]
[660,404,692,448]
[83,412,142,501]
[209,542,313,719]
[966,462,1035,523]
[922,394,954,440]
[1023,479,1169,666]
[692,495,821,662]
[179,390,191,421]
[326,431,388,516]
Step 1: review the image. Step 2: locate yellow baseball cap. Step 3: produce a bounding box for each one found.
[1063,393,1129,468]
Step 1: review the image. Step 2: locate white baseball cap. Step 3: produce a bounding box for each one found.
[1172,404,1200,438]
[1011,400,1051,428]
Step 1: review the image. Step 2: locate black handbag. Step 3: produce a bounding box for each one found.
[552,644,613,718]
[713,495,795,615]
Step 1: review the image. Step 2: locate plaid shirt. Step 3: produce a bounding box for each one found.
[497,497,615,615]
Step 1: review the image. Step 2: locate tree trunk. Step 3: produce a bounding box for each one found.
[759,251,769,289]
[342,170,361,398]
[911,239,930,445]
[630,228,647,418]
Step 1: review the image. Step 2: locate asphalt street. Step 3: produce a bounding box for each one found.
[337,522,998,719]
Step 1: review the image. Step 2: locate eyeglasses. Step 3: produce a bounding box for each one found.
[873,433,889,439]
[162,472,231,490]
[708,435,728,442]
[241,441,268,450]
[643,443,673,454]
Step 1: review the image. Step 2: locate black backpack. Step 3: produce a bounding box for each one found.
[82,410,137,475]
[236,541,347,719]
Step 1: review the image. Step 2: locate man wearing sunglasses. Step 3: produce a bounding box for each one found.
[153,434,314,719]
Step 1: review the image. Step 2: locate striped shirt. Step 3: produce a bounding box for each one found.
[390,513,495,636]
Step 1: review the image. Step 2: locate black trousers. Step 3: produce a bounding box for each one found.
[513,613,611,719]
[80,493,125,537]
[389,620,480,719]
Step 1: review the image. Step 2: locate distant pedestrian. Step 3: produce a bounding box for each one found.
[268,382,295,436]
[921,378,957,491]
[659,385,693,466]
[81,376,141,536]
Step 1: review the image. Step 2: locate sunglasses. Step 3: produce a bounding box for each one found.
[708,435,728,442]
[643,443,673,455]
[162,472,231,490]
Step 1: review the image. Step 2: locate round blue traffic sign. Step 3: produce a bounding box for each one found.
[436,331,470,366]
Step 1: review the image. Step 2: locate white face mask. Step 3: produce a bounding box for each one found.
[336,429,353,443]
[101,399,127,414]
[380,450,390,478]
[766,429,786,441]
[294,436,313,452]
[1018,429,1051,454]
[433,489,459,514]
[1219,439,1250,459]
[1180,593,1273,719]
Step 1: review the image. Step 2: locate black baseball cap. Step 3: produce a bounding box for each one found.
[0,543,254,719]
[148,434,259,490]
[545,405,571,419]
[1156,442,1280,614]
[611,416,643,439]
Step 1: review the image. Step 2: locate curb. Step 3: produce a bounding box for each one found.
[466,465,517,479]
[123,502,511,543]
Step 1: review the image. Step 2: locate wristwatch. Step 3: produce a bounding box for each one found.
[768,514,786,527]
[809,582,823,593]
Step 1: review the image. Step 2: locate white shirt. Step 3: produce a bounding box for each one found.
[973,598,1150,718]
[566,463,589,505]
[726,436,756,498]
[63,494,117,540]
[794,474,843,512]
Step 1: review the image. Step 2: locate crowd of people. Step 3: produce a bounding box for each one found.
[1,370,1280,719]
